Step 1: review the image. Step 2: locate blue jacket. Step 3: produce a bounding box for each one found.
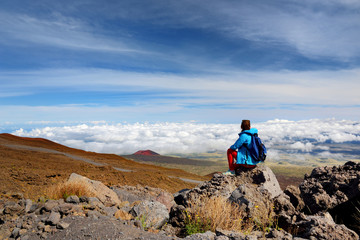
[230,128,260,166]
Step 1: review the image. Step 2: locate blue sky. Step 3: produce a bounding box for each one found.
[1,0,360,126]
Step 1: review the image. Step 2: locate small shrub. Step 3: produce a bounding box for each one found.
[136,214,148,229]
[252,214,280,233]
[184,209,211,235]
[45,180,96,200]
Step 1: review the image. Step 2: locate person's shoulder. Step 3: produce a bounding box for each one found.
[250,128,258,134]
[242,128,258,135]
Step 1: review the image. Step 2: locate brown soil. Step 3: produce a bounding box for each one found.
[276,175,303,190]
[0,133,210,200]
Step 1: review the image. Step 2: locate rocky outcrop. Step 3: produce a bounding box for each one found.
[175,165,282,207]
[300,161,360,214]
[271,161,360,239]
[170,163,359,239]
[298,161,360,237]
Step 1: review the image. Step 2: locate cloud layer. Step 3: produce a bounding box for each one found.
[12,119,360,161]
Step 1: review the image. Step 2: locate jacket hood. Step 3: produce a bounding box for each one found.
[239,128,258,136]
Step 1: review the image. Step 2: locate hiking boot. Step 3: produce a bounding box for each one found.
[223,170,235,176]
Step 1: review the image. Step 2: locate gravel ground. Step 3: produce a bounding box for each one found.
[24,215,179,240]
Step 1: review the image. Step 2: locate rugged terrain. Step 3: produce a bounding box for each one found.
[0,133,208,200]
[1,133,359,239]
[1,162,359,239]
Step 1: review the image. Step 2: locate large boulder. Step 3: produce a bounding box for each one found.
[129,200,169,229]
[181,165,282,206]
[67,173,121,207]
[241,166,283,198]
[228,183,274,221]
[111,185,175,212]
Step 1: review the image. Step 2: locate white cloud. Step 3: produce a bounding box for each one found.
[289,142,313,152]
[10,119,360,160]
[258,119,360,144]
[315,145,330,151]
[317,151,344,159]
[12,122,234,154]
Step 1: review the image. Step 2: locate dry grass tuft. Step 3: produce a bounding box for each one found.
[184,196,277,235]
[184,196,252,234]
[114,209,133,220]
[45,180,96,200]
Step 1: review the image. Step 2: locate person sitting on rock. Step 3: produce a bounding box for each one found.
[224,119,260,175]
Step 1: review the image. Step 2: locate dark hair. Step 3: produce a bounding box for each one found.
[241,120,251,131]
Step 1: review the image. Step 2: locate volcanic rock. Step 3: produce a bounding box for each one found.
[284,185,305,212]
[67,173,121,207]
[112,185,175,211]
[180,165,282,207]
[130,200,169,229]
[294,212,358,240]
[300,161,360,214]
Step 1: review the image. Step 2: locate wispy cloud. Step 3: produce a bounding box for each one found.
[1,68,359,106]
[0,11,146,54]
[215,1,360,60]
[2,0,360,67]
[85,0,360,60]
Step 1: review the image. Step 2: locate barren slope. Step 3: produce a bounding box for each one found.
[0,133,209,200]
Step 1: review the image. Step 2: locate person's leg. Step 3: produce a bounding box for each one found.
[227,148,238,171]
